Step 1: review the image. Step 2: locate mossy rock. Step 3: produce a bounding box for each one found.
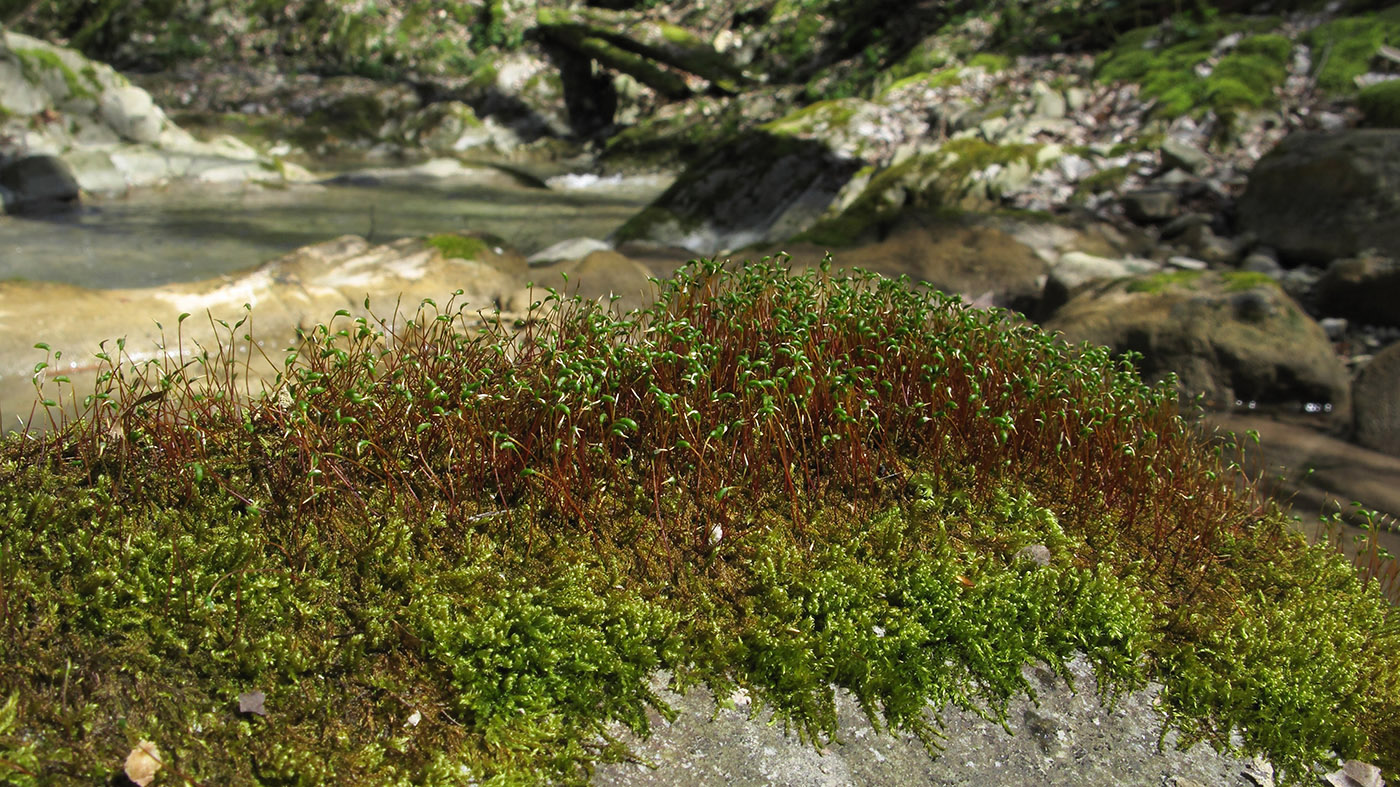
[1096,21,1290,118]
[1359,79,1400,127]
[1305,12,1400,95]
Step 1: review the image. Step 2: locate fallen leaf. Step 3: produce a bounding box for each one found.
[238,690,267,716]
[124,740,161,786]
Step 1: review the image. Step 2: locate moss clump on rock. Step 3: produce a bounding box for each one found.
[1096,22,1290,118]
[1359,79,1400,127]
[1,259,1397,782]
[426,233,490,261]
[1306,11,1400,95]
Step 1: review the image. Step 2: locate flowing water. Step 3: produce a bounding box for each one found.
[0,169,668,289]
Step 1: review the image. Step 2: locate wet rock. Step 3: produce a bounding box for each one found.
[1236,130,1400,264]
[1354,341,1400,459]
[0,154,79,213]
[1314,252,1400,328]
[1045,270,1350,412]
[1121,189,1178,223]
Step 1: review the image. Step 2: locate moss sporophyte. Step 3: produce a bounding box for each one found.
[1,257,1397,783]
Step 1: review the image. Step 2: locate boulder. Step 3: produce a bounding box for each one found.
[0,154,80,213]
[522,249,657,314]
[1041,251,1156,316]
[1120,189,1178,224]
[612,128,866,255]
[1354,341,1400,458]
[1314,252,1400,328]
[1045,270,1350,413]
[1236,130,1400,264]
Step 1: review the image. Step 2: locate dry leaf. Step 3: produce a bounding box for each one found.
[238,690,267,716]
[123,740,162,786]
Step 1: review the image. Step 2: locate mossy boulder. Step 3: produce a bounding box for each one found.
[1045,270,1350,412]
[1305,10,1400,95]
[1358,79,1400,127]
[1236,129,1400,264]
[610,112,872,253]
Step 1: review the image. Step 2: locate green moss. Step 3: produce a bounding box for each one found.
[1358,79,1400,127]
[966,52,1012,73]
[1125,269,1205,293]
[879,68,963,98]
[426,233,489,260]
[11,46,96,100]
[3,260,1398,781]
[1097,21,1289,118]
[1220,270,1278,292]
[1306,14,1400,95]
[760,98,863,136]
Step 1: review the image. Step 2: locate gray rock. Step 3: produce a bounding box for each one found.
[1045,271,1350,412]
[1014,543,1052,566]
[1320,317,1349,341]
[1315,252,1400,328]
[592,655,1264,787]
[1121,189,1178,223]
[527,237,613,266]
[1160,137,1210,174]
[1032,82,1067,120]
[0,154,80,213]
[1354,341,1400,458]
[1237,130,1400,264]
[1240,249,1284,277]
[1167,255,1209,271]
[1323,759,1386,787]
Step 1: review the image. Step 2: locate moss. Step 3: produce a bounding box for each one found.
[760,98,863,137]
[1125,269,1205,293]
[1306,14,1400,95]
[1096,20,1289,118]
[11,46,96,100]
[1358,79,1400,127]
[966,52,1012,72]
[879,67,963,98]
[426,233,489,260]
[1220,270,1278,292]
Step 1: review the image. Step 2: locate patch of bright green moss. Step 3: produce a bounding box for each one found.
[966,52,1012,73]
[1220,270,1278,292]
[1126,269,1204,293]
[426,233,489,260]
[11,46,96,100]
[1306,14,1400,95]
[1097,23,1290,118]
[879,68,963,98]
[1358,79,1400,127]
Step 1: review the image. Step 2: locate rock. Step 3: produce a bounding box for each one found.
[1042,251,1142,315]
[1044,270,1351,413]
[1354,341,1400,458]
[1323,759,1386,787]
[1166,255,1209,271]
[99,85,169,144]
[407,101,495,153]
[555,249,657,313]
[611,129,866,255]
[1032,82,1067,120]
[527,237,613,266]
[1314,252,1400,328]
[1014,544,1052,567]
[1121,189,1178,224]
[0,235,528,396]
[1320,317,1349,342]
[0,154,80,213]
[1240,248,1284,277]
[0,30,303,193]
[1160,137,1210,174]
[592,654,1269,787]
[1236,130,1400,264]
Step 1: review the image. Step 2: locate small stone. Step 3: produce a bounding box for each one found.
[1321,317,1349,341]
[1160,137,1210,174]
[1121,189,1178,223]
[1014,544,1052,566]
[1167,255,1209,271]
[1241,250,1284,277]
